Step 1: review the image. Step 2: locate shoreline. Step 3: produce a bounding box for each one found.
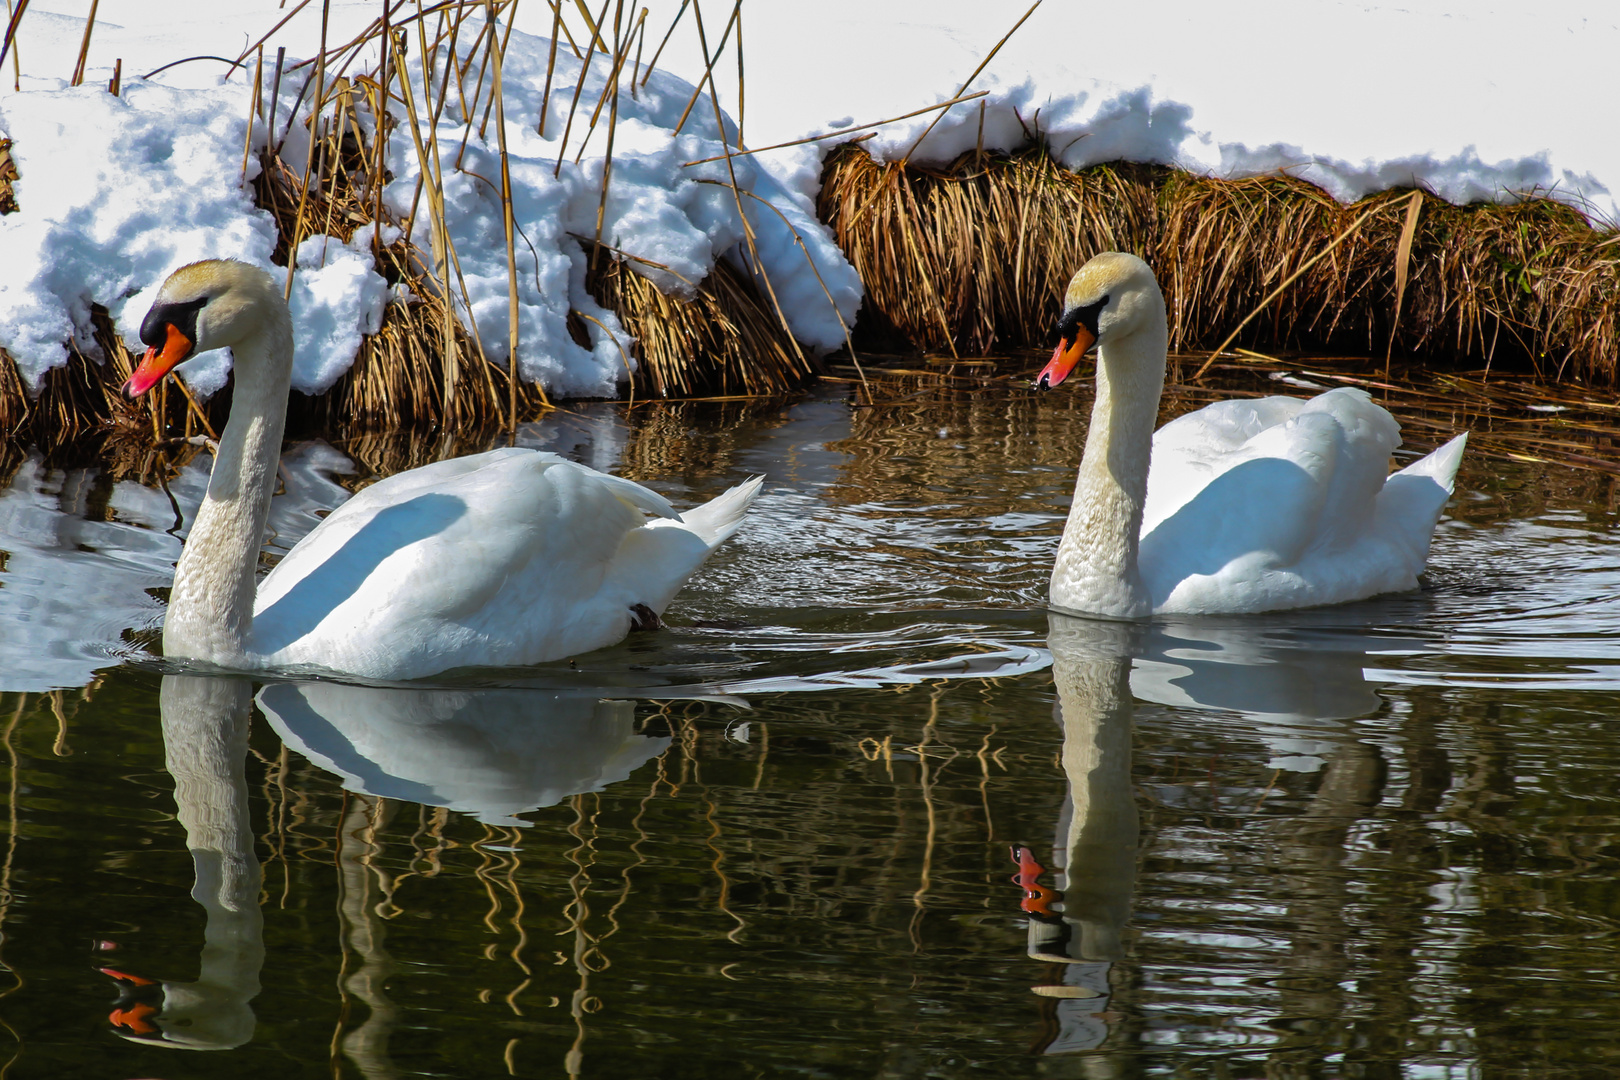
[3,137,1617,445]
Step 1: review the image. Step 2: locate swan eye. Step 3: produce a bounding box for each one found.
[139,294,208,350]
[1056,294,1109,344]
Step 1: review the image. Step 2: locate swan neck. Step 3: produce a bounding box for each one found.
[164,316,292,667]
[1050,326,1166,617]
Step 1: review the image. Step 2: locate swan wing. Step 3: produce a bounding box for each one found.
[1142,395,1308,534]
[250,451,711,677]
[1140,388,1422,612]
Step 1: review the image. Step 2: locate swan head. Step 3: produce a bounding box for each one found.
[1036,252,1164,390]
[126,260,286,396]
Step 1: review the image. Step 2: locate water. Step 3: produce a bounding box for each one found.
[1,364,1618,1077]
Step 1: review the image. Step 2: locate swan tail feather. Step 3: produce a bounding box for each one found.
[1377,432,1467,566]
[1394,432,1468,489]
[670,475,765,549]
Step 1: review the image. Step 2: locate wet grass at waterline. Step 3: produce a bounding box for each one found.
[818,144,1620,384]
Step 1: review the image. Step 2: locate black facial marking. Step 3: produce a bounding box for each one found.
[139,294,208,351]
[1054,294,1108,347]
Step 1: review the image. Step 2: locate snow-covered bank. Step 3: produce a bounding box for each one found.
[0,4,860,398]
[637,0,1619,224]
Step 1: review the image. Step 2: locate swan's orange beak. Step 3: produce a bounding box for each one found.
[1035,325,1095,390]
[125,322,192,396]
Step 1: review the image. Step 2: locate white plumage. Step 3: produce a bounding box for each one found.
[253,449,760,677]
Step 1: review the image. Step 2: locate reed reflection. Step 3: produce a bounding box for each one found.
[104,675,263,1050]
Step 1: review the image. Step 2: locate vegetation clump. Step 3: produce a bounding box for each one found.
[819,143,1620,384]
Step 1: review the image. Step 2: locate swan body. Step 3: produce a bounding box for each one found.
[130,260,760,679]
[1037,252,1466,618]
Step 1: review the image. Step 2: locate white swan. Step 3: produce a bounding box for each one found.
[1036,252,1466,617]
[127,259,761,680]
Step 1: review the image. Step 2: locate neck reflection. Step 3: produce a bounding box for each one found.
[106,675,264,1050]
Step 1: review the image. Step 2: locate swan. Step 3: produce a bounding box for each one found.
[126,259,761,680]
[1035,251,1466,617]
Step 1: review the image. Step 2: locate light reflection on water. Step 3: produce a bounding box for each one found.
[0,371,1617,1076]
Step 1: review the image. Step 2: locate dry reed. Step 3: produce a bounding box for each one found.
[0,137,16,214]
[585,242,812,398]
[819,144,1620,384]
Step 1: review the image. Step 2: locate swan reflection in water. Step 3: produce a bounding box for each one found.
[112,674,681,1053]
[1133,614,1423,772]
[104,676,262,1049]
[257,683,672,827]
[1021,612,1401,1054]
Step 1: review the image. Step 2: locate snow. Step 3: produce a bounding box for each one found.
[0,0,1614,399]
[647,0,1618,220]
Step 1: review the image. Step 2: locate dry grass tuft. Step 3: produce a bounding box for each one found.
[0,304,215,447]
[819,145,1158,355]
[586,245,815,398]
[820,144,1620,383]
[0,137,17,214]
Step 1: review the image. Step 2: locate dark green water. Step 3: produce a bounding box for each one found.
[1,370,1618,1077]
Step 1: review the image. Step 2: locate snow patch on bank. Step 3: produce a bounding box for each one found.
[0,10,862,398]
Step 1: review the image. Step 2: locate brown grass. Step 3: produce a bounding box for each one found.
[0,137,17,214]
[819,144,1620,384]
[0,304,203,446]
[585,245,814,398]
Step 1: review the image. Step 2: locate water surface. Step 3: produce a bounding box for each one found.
[0,360,1617,1077]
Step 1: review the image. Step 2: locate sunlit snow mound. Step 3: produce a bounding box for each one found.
[0,20,862,399]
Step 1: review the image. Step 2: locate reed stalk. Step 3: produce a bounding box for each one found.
[69,0,97,86]
[282,0,333,302]
[476,0,520,139]
[394,24,460,421]
[670,0,738,137]
[680,90,988,167]
[538,0,562,134]
[574,0,633,164]
[732,1,742,148]
[1,0,30,87]
[240,47,263,184]
[553,0,612,176]
[266,46,286,148]
[689,0,804,371]
[483,0,537,426]
[898,0,1039,166]
[1386,189,1423,368]
[588,0,626,268]
[713,180,868,394]
[571,0,609,52]
[1192,200,1384,378]
[231,0,314,71]
[628,4,646,98]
